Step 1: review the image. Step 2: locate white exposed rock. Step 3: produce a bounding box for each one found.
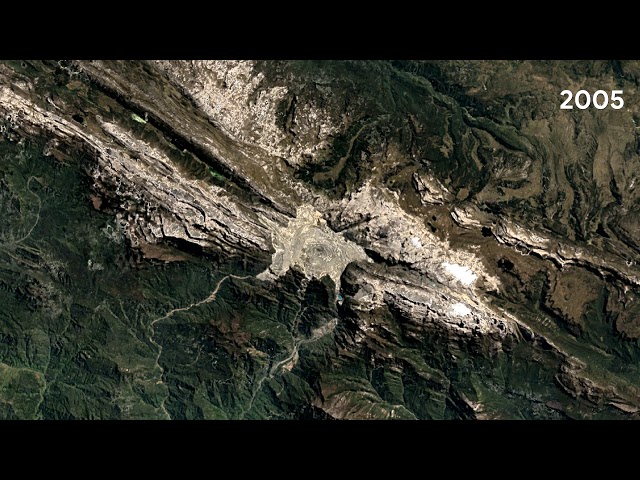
[442,262,478,286]
[333,182,500,292]
[345,264,515,337]
[95,121,278,253]
[413,172,453,205]
[450,205,487,229]
[0,85,279,255]
[450,303,472,316]
[451,199,640,289]
[257,205,370,291]
[154,60,341,168]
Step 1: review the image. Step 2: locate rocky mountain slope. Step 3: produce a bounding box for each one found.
[0,60,638,419]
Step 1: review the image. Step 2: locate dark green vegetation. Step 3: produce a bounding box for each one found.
[0,137,329,418]
[1,60,640,418]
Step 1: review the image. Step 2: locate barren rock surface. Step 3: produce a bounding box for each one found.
[0,60,639,419]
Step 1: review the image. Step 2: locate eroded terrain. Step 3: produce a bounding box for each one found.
[0,60,639,419]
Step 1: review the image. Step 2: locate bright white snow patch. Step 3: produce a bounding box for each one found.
[411,237,422,248]
[450,303,472,316]
[442,262,477,286]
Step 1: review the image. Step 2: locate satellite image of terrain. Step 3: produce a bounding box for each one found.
[0,60,639,419]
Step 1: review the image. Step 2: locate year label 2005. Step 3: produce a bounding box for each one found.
[560,90,624,110]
